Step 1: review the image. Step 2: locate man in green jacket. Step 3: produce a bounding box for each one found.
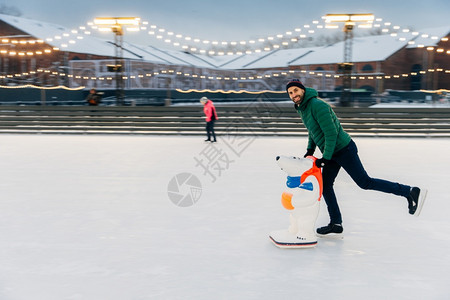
[285,79,427,238]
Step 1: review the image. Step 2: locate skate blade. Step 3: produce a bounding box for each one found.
[269,236,317,249]
[316,233,344,239]
[414,188,427,217]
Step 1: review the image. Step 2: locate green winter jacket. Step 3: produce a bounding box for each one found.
[295,87,351,160]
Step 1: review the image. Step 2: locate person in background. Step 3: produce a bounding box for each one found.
[285,79,427,238]
[200,96,218,142]
[86,88,102,106]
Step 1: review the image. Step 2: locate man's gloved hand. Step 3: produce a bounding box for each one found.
[303,149,315,158]
[286,176,301,188]
[315,158,330,168]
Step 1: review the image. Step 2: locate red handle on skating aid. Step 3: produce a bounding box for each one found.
[302,156,323,200]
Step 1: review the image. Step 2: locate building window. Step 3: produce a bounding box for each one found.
[361,64,373,72]
[410,64,422,90]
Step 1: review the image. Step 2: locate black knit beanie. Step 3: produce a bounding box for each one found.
[286,79,305,92]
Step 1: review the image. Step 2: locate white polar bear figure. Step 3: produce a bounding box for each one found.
[269,155,323,248]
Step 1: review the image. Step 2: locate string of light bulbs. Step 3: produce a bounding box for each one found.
[89,16,447,55]
[18,15,447,57]
[0,36,60,56]
[82,16,447,55]
[0,48,59,56]
[3,66,449,85]
[0,83,84,90]
[136,18,332,55]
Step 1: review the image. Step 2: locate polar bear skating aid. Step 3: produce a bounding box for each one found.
[269,155,323,248]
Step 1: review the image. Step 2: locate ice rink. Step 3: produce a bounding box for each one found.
[0,134,449,300]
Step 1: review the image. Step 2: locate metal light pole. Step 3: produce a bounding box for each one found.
[112,26,125,105]
[94,17,140,106]
[340,22,354,106]
[324,14,374,106]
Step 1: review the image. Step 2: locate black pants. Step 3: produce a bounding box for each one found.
[322,140,411,224]
[206,121,216,141]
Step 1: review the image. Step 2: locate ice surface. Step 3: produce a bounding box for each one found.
[0,134,449,300]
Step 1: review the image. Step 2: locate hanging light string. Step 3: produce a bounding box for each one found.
[122,16,448,55]
[1,15,448,86]
[0,37,59,56]
[5,24,448,58]
[12,15,445,56]
[72,15,449,56]
[0,83,84,90]
[1,83,447,95]
[42,26,92,50]
[136,19,331,55]
[0,24,94,56]
[3,65,449,86]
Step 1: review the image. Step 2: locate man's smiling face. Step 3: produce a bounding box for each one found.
[288,86,305,105]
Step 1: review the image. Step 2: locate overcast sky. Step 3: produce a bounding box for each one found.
[6,0,450,47]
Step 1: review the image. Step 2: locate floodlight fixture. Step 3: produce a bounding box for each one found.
[94,17,140,26]
[93,16,140,105]
[323,14,374,23]
[323,13,374,106]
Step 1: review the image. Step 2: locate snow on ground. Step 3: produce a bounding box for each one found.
[0,134,449,300]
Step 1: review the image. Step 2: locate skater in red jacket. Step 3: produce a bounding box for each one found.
[200,97,218,142]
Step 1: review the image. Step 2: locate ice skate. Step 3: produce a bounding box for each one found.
[316,223,344,239]
[269,229,318,248]
[407,187,427,217]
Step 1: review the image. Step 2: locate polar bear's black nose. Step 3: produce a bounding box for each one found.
[276,156,280,161]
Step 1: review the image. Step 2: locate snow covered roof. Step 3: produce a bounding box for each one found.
[292,34,409,65]
[218,30,449,70]
[1,13,449,70]
[0,13,235,68]
[219,47,316,69]
[0,13,117,58]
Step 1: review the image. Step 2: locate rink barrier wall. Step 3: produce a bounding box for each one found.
[0,105,449,137]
